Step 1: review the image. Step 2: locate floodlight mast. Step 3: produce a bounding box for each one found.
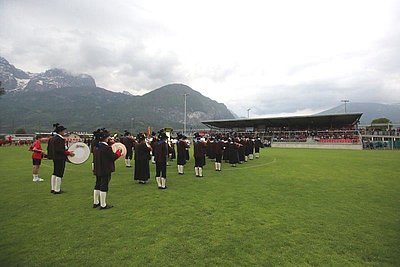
[341,100,349,113]
[184,93,189,134]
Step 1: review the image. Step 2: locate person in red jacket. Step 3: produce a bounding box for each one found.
[92,128,122,209]
[30,135,45,182]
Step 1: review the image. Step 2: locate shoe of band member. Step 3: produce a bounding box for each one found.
[53,176,62,193]
[217,163,221,171]
[198,167,203,177]
[100,204,113,210]
[195,167,199,177]
[50,175,56,192]
[93,190,100,207]
[156,177,162,188]
[100,191,111,208]
[161,178,167,189]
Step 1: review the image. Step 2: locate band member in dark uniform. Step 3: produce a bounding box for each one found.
[154,132,168,189]
[121,130,134,168]
[223,138,230,163]
[244,138,250,162]
[150,132,157,164]
[47,132,55,188]
[214,135,225,171]
[134,133,151,184]
[169,141,176,161]
[92,128,122,209]
[228,138,239,167]
[176,133,189,175]
[255,137,262,159]
[248,138,255,160]
[185,136,190,162]
[238,137,245,164]
[50,123,75,194]
[193,133,207,177]
[207,137,216,160]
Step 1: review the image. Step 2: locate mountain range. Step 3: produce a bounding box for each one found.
[0,57,234,133]
[1,56,399,133]
[318,102,400,124]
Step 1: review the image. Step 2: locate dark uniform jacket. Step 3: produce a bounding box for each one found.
[177,140,189,157]
[93,142,119,176]
[135,142,151,160]
[255,139,262,152]
[214,141,225,155]
[154,141,168,162]
[52,134,67,161]
[47,136,55,160]
[121,136,135,152]
[194,141,207,158]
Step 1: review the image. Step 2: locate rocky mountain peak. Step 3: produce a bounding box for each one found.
[0,57,30,91]
[24,68,96,91]
[0,56,97,92]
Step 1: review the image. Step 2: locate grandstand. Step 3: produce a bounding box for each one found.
[203,112,400,150]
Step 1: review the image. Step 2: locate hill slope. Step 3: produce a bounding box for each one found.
[0,57,234,133]
[0,84,234,133]
[318,103,400,124]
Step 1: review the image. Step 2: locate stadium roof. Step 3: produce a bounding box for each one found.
[202,113,363,129]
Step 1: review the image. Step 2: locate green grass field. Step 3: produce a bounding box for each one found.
[0,146,399,266]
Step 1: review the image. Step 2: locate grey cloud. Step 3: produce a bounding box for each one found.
[0,0,185,91]
[233,77,388,117]
[1,0,400,117]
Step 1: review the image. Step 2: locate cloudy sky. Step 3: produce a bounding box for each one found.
[1,0,399,117]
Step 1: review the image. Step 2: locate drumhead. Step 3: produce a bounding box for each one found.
[67,142,90,164]
[112,142,127,159]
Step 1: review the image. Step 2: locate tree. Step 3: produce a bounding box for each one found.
[15,128,27,134]
[371,118,391,124]
[0,81,5,96]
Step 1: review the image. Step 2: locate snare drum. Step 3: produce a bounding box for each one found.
[67,142,90,164]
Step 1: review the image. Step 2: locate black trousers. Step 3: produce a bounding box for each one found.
[53,160,66,178]
[177,154,187,165]
[125,150,133,160]
[155,161,167,178]
[95,175,111,192]
[195,156,205,167]
[215,154,222,163]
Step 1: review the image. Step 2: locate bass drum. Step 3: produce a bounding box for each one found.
[111,142,127,159]
[67,142,90,164]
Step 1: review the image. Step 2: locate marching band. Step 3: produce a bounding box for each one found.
[30,123,264,210]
